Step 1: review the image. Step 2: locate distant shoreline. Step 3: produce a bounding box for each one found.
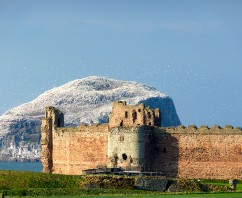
[0,161,42,172]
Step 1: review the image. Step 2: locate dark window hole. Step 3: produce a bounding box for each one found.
[122,153,127,160]
[125,111,128,118]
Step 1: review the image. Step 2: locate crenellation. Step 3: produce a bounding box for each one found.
[199,125,209,129]
[211,125,222,130]
[224,125,234,130]
[176,125,186,129]
[157,125,242,135]
[188,124,198,130]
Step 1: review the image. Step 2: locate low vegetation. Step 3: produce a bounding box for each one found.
[0,170,241,196]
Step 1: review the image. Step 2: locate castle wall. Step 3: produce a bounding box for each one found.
[144,127,179,177]
[52,124,109,175]
[150,126,242,179]
[46,124,242,179]
[107,125,242,179]
[41,104,242,179]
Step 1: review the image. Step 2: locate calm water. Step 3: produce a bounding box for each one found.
[0,161,42,172]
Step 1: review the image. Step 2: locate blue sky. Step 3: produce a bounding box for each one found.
[0,0,241,127]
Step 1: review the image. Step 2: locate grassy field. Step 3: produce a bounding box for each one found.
[9,193,242,198]
[200,179,242,191]
[203,182,242,191]
[0,170,241,197]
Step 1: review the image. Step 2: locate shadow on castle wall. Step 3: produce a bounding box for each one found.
[141,126,179,177]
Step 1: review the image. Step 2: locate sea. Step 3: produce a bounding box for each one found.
[0,161,42,172]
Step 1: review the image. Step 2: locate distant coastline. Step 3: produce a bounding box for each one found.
[0,161,42,172]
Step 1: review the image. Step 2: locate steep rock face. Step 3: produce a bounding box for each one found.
[0,76,181,161]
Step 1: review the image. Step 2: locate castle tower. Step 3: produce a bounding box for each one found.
[109,101,161,128]
[108,101,161,170]
[108,126,146,170]
[41,106,64,173]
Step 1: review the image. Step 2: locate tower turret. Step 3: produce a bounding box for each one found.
[109,101,161,128]
[41,107,64,173]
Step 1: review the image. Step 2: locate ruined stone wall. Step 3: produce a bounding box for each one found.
[41,107,64,173]
[41,105,242,179]
[43,121,242,178]
[109,101,160,128]
[150,125,242,179]
[40,117,53,173]
[52,124,109,175]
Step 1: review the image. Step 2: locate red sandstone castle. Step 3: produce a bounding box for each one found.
[41,101,242,179]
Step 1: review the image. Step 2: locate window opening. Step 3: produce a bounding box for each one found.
[132,111,137,123]
[119,135,124,141]
[122,153,127,160]
[57,118,61,127]
[125,111,128,118]
[120,120,123,127]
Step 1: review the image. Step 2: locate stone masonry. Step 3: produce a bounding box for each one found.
[41,107,64,173]
[109,101,161,128]
[41,101,242,179]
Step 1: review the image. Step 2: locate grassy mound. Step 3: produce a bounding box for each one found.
[167,179,230,193]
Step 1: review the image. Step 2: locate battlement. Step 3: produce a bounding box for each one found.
[55,123,109,136]
[109,101,161,128]
[161,125,242,134]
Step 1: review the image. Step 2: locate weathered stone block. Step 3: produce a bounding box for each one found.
[135,177,167,191]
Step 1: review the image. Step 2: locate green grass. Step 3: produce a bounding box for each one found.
[235,184,242,191]
[0,170,84,189]
[67,193,242,198]
[9,192,242,198]
[0,170,241,197]
[201,179,242,191]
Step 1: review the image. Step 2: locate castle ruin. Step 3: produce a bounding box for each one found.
[41,101,242,179]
